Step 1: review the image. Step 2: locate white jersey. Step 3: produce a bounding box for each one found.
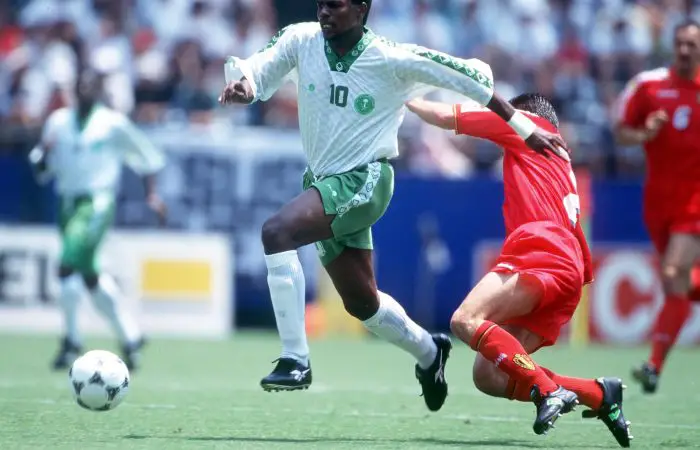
[39,104,165,196]
[227,22,494,176]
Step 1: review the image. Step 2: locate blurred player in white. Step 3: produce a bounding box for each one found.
[220,0,566,412]
[28,69,167,371]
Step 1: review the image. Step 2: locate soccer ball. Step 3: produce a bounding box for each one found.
[69,350,130,412]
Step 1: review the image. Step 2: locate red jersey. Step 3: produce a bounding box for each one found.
[454,105,593,283]
[615,67,700,185]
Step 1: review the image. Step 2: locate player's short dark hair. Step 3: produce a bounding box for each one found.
[675,18,700,37]
[509,93,559,129]
[350,0,372,25]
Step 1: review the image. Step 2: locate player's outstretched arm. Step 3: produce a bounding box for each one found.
[392,47,567,158]
[219,77,255,105]
[220,24,309,106]
[405,98,456,130]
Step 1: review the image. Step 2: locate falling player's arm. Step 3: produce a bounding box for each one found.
[404,98,457,130]
[406,99,519,144]
[391,46,567,155]
[613,75,667,146]
[220,24,307,105]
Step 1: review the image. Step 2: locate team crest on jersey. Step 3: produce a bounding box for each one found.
[354,94,376,115]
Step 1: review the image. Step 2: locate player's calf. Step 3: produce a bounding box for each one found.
[53,269,84,371]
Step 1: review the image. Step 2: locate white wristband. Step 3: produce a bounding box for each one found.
[507,111,537,139]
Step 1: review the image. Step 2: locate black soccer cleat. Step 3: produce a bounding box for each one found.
[260,358,312,392]
[531,385,579,435]
[582,377,633,448]
[122,337,147,372]
[632,362,658,394]
[52,337,83,371]
[415,333,452,412]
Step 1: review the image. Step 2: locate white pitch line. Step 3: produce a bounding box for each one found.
[0,397,698,431]
[0,379,483,397]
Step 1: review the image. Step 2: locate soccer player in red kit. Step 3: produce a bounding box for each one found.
[614,20,700,394]
[407,93,632,447]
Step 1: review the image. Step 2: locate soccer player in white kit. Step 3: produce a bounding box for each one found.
[220,0,567,412]
[29,70,167,371]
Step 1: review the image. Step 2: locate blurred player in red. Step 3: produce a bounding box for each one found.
[407,94,631,447]
[614,20,700,394]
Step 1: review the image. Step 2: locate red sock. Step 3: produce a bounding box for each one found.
[470,321,558,395]
[540,367,603,410]
[649,295,692,372]
[505,368,603,409]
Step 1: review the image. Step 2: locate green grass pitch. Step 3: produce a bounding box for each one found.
[0,332,697,449]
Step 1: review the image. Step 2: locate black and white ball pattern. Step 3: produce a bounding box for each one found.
[69,350,130,412]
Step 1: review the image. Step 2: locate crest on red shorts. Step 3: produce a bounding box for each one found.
[513,354,535,371]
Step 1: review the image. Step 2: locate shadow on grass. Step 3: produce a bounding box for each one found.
[125,434,604,447]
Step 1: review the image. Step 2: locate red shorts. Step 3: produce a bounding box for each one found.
[492,221,585,347]
[644,182,700,254]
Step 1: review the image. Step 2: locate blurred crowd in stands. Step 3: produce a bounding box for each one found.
[0,0,697,177]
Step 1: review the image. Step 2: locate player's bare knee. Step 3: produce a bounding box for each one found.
[261,216,294,254]
[450,310,484,343]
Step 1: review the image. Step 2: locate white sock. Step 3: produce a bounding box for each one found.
[58,274,84,345]
[362,291,437,369]
[90,275,142,344]
[265,250,309,365]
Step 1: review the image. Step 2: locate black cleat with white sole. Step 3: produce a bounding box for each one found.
[260,358,312,392]
[582,377,633,448]
[632,362,658,394]
[531,385,579,435]
[52,337,82,371]
[415,333,452,411]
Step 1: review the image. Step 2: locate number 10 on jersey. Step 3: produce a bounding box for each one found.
[330,84,349,108]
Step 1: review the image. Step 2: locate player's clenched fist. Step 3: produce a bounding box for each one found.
[218,79,255,105]
[643,109,669,141]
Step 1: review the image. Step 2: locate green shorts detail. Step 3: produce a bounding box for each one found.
[59,193,115,276]
[303,160,394,266]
